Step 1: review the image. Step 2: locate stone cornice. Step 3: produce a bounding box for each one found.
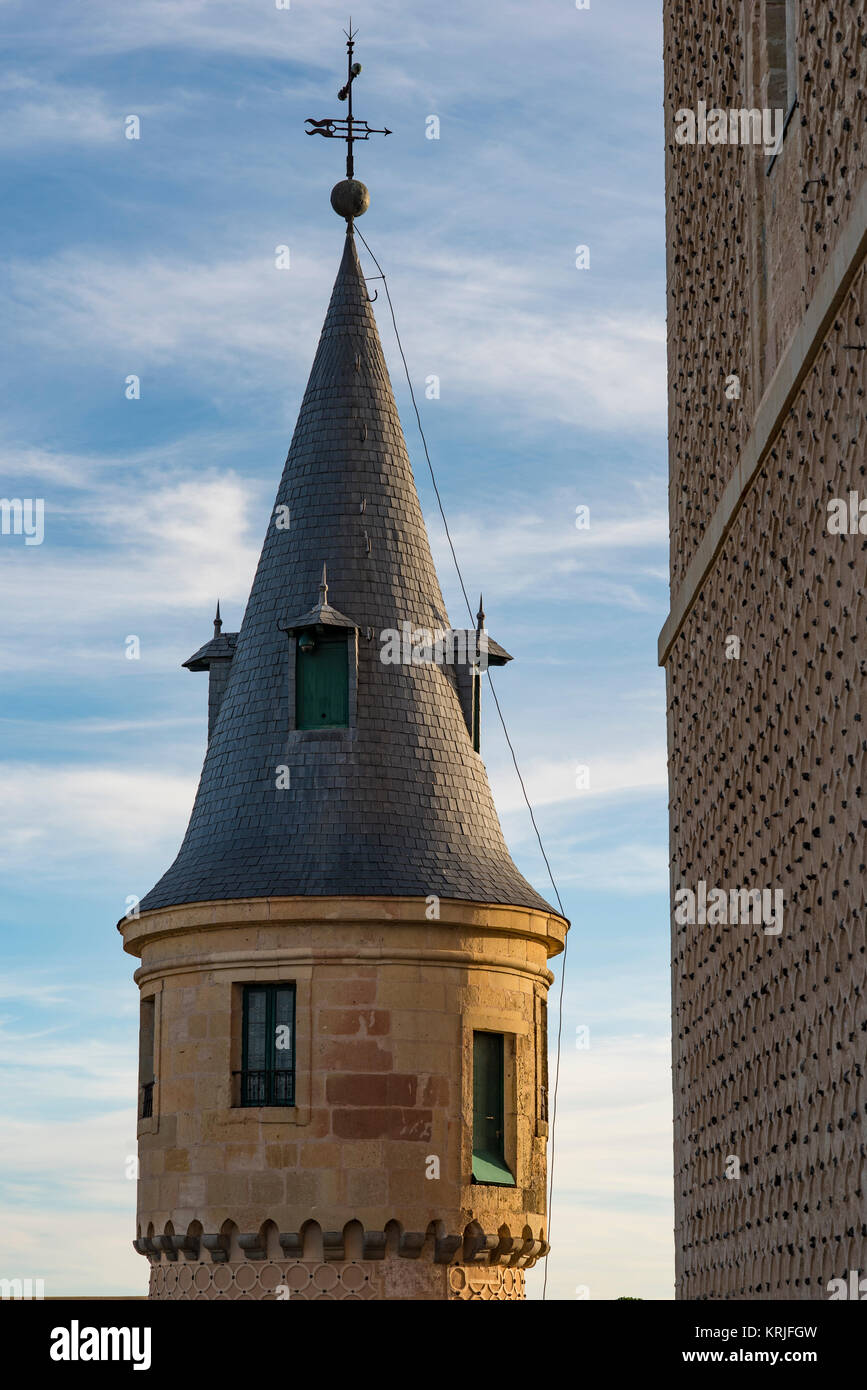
[120,894,568,967]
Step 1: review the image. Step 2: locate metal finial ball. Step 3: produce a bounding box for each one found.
[331,179,370,220]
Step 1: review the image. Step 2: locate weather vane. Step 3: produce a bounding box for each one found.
[305,22,391,223]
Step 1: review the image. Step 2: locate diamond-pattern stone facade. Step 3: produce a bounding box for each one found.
[664,0,865,591]
[663,0,866,1300]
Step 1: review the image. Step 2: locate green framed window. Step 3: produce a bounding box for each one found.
[472,1031,515,1185]
[238,984,295,1107]
[295,630,349,729]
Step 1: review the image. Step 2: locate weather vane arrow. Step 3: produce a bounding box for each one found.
[305,21,391,223]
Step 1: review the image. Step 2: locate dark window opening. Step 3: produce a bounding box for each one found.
[295,630,349,729]
[139,996,155,1120]
[472,1030,515,1186]
[471,669,481,753]
[237,983,295,1107]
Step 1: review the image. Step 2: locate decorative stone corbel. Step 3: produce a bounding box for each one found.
[362,1231,387,1260]
[322,1231,346,1262]
[463,1231,499,1264]
[511,1237,545,1266]
[170,1234,200,1259]
[398,1231,426,1260]
[202,1233,230,1263]
[434,1234,462,1265]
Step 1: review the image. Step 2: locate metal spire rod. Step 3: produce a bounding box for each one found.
[341,21,357,179]
[304,22,391,181]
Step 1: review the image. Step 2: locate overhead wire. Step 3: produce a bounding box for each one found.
[355,226,570,1300]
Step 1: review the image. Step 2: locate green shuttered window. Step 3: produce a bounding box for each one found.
[472,1030,515,1185]
[296,631,349,729]
[239,983,295,1107]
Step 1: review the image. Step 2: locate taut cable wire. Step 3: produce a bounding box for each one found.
[355,227,570,1300]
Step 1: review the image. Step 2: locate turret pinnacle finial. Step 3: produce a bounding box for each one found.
[319,563,329,606]
[476,595,486,632]
[214,600,223,636]
[304,23,391,225]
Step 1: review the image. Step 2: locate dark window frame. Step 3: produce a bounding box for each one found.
[139,995,155,1120]
[237,983,296,1108]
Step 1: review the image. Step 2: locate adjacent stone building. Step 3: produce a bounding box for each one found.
[660,1,866,1297]
[120,184,567,1299]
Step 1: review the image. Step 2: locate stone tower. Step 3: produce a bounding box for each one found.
[660,1,866,1297]
[120,187,567,1299]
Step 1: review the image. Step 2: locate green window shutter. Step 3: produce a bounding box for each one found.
[241,984,295,1106]
[273,986,294,1081]
[296,631,349,729]
[243,986,268,1070]
[472,1031,515,1185]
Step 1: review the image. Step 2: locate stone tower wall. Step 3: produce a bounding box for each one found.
[121,897,563,1300]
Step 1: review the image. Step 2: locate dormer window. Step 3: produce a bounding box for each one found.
[182,601,238,742]
[280,564,359,735]
[296,629,349,728]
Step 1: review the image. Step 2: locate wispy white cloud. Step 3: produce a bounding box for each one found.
[4,241,665,433]
[0,75,147,148]
[491,746,668,814]
[0,715,200,737]
[0,763,195,877]
[551,841,669,896]
[429,503,669,606]
[526,1034,674,1299]
[0,1109,144,1294]
[0,975,69,1007]
[2,0,661,91]
[0,471,264,671]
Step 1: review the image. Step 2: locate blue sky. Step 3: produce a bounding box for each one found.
[0,0,672,1299]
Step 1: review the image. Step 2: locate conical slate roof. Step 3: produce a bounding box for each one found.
[139,229,552,914]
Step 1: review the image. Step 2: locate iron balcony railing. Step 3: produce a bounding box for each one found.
[234,1069,295,1107]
